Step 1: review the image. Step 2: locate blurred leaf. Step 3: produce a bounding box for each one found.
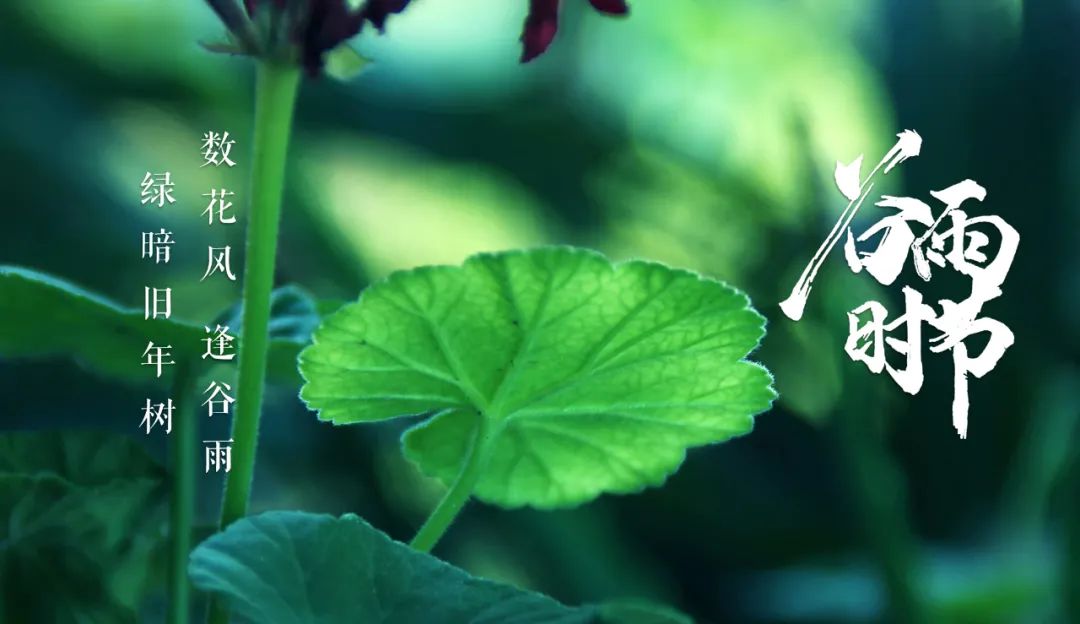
[215,285,323,343]
[215,285,340,386]
[189,510,596,623]
[316,298,349,317]
[300,247,774,509]
[265,347,308,388]
[199,38,248,56]
[763,320,842,425]
[592,147,770,281]
[0,268,324,387]
[598,600,694,624]
[576,0,892,217]
[324,45,372,81]
[742,544,1054,623]
[13,0,238,95]
[300,137,550,279]
[1000,366,1080,540]
[0,430,166,623]
[0,266,203,384]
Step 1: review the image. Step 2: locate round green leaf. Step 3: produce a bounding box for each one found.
[189,511,596,624]
[299,247,775,509]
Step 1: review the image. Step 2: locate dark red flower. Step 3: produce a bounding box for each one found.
[521,0,628,62]
[357,0,412,31]
[243,0,284,15]
[206,0,629,73]
[206,0,412,75]
[206,0,261,52]
[294,0,368,75]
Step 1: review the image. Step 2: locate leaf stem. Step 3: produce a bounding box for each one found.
[833,401,933,624]
[209,60,300,624]
[167,358,199,624]
[1064,449,1080,620]
[409,415,492,553]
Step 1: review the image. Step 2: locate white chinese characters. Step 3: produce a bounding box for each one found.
[781,131,1017,438]
[136,130,242,474]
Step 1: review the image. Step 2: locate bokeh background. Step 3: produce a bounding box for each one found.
[1,0,1078,622]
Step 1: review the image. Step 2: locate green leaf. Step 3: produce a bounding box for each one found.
[323,45,372,81]
[744,545,1052,623]
[189,510,598,624]
[215,285,322,344]
[199,39,247,56]
[0,430,166,623]
[0,266,203,383]
[0,428,162,484]
[0,267,329,387]
[300,247,774,509]
[215,285,336,386]
[598,600,695,624]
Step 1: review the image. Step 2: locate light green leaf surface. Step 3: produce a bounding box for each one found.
[188,511,597,624]
[300,247,774,509]
[323,45,372,81]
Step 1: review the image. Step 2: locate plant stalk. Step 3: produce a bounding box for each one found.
[833,401,934,624]
[409,417,492,553]
[167,358,198,624]
[1064,449,1080,621]
[209,60,300,624]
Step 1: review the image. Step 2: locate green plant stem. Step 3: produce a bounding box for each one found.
[409,417,493,553]
[833,400,934,624]
[217,61,300,529]
[1064,449,1080,621]
[167,358,198,624]
[209,60,300,624]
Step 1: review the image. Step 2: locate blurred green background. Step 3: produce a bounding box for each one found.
[1,0,1077,622]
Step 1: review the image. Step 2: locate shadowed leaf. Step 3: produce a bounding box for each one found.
[189,510,598,624]
[0,430,166,623]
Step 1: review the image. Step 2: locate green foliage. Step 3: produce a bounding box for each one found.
[323,45,372,81]
[744,545,1053,624]
[215,284,339,386]
[0,267,326,387]
[190,510,599,624]
[0,430,166,623]
[597,600,695,624]
[300,247,774,509]
[0,267,203,383]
